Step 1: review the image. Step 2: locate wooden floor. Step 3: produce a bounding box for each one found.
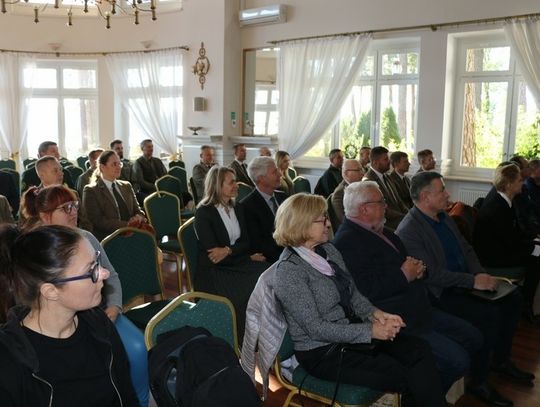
[160,255,540,407]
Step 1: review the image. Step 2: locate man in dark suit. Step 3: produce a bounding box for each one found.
[133,139,167,200]
[110,139,139,192]
[192,145,216,201]
[77,148,103,196]
[334,180,482,393]
[330,158,364,227]
[388,151,413,209]
[363,146,408,230]
[241,156,286,263]
[229,143,254,187]
[396,171,533,406]
[314,148,344,198]
[21,141,74,192]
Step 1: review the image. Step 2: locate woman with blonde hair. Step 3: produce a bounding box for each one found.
[275,150,294,196]
[195,165,268,337]
[273,193,446,407]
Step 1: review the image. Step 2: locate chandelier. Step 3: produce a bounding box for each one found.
[0,0,157,29]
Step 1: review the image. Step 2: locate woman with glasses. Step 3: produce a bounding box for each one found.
[21,184,149,407]
[0,224,139,406]
[195,165,269,339]
[273,193,446,407]
[83,150,146,240]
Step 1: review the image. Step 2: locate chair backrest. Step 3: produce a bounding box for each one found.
[287,167,297,180]
[167,167,189,194]
[178,217,198,290]
[145,291,238,353]
[23,158,37,169]
[293,176,311,194]
[102,227,164,305]
[189,177,199,204]
[76,156,88,169]
[0,159,16,171]
[326,193,340,235]
[155,175,184,205]
[144,191,182,240]
[236,182,253,201]
[169,160,186,169]
[64,165,84,185]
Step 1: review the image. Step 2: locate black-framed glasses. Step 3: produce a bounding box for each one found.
[313,215,329,226]
[362,198,387,206]
[55,201,80,215]
[49,251,101,285]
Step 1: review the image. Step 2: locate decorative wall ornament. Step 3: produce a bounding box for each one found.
[192,42,210,90]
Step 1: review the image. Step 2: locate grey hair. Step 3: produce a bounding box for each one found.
[247,156,276,185]
[344,180,380,218]
[410,171,443,203]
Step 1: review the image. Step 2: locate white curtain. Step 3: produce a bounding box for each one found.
[0,52,36,165]
[105,49,182,155]
[277,34,371,158]
[505,18,540,105]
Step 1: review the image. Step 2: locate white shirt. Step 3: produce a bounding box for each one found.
[216,204,241,245]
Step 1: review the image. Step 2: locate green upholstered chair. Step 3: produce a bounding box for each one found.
[327,193,340,237]
[169,159,186,169]
[177,217,198,292]
[76,155,88,169]
[144,191,184,292]
[144,291,238,355]
[189,177,199,204]
[101,227,170,330]
[293,176,312,194]
[0,159,16,170]
[287,167,297,180]
[236,181,253,201]
[168,166,189,194]
[274,331,398,407]
[155,175,184,205]
[23,158,37,169]
[64,165,84,186]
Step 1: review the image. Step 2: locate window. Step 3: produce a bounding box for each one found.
[253,84,279,136]
[304,40,419,160]
[24,60,99,159]
[450,32,540,174]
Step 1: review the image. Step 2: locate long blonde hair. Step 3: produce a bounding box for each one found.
[198,166,236,208]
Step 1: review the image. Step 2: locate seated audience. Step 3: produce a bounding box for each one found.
[524,158,540,216]
[77,148,103,196]
[363,146,408,230]
[192,145,216,201]
[259,146,272,157]
[416,149,436,173]
[21,184,148,406]
[334,181,482,393]
[474,164,540,322]
[273,193,446,407]
[0,224,138,406]
[388,151,413,209]
[83,150,146,241]
[396,171,533,407]
[241,156,287,263]
[330,158,365,226]
[194,166,269,337]
[0,171,19,216]
[229,143,254,187]
[133,139,167,200]
[110,139,138,191]
[275,150,294,196]
[21,141,74,192]
[314,148,344,198]
[507,156,540,237]
[359,146,371,173]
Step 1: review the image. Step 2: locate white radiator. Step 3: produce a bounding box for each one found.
[457,188,487,206]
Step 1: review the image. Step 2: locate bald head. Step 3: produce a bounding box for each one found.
[342,159,364,184]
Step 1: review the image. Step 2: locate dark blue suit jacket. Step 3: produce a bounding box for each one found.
[333,218,431,332]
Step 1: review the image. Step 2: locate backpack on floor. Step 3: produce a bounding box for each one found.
[148,325,261,407]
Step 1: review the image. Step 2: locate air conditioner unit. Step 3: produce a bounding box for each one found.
[239,4,287,27]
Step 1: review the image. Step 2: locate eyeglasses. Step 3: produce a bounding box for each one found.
[49,251,101,285]
[55,201,80,214]
[362,199,387,206]
[313,215,329,226]
[109,161,124,168]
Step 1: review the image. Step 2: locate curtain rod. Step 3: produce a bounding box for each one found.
[0,45,189,57]
[269,12,540,44]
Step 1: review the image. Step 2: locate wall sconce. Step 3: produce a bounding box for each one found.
[193,97,207,112]
[192,42,210,90]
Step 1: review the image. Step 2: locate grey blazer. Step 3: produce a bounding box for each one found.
[83,178,144,240]
[274,243,376,351]
[395,206,480,298]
